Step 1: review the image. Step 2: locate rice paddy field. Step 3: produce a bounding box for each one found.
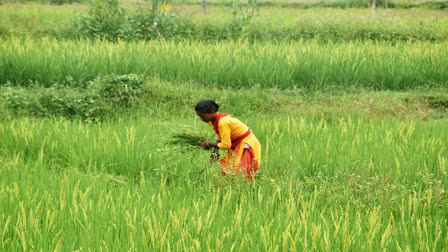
[1,38,447,89]
[0,1,447,251]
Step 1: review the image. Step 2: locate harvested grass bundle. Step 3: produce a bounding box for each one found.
[165,126,214,151]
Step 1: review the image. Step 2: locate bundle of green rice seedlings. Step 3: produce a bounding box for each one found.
[165,125,214,151]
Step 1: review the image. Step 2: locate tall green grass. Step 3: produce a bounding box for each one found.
[1,38,446,89]
[1,115,445,180]
[1,6,446,41]
[0,6,80,38]
[0,115,446,250]
[0,4,446,250]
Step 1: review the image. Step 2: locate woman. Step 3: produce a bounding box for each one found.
[195,100,261,179]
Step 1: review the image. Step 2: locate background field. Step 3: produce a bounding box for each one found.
[0,5,447,40]
[1,38,446,89]
[0,0,446,251]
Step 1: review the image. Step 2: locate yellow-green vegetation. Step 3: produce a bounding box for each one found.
[1,77,447,120]
[0,6,81,38]
[0,111,446,250]
[1,38,446,89]
[0,2,447,251]
[0,5,446,41]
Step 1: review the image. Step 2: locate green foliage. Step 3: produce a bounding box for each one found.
[76,0,125,40]
[0,81,106,121]
[229,0,259,40]
[0,110,446,250]
[75,0,181,41]
[152,11,181,38]
[4,0,84,5]
[76,11,446,42]
[2,6,446,41]
[0,73,446,249]
[48,0,83,5]
[169,0,446,9]
[0,3,446,250]
[394,0,447,9]
[0,74,146,121]
[423,95,448,110]
[165,125,214,152]
[89,74,146,107]
[3,76,445,123]
[0,38,446,90]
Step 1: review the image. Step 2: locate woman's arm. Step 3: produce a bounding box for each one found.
[199,141,219,149]
[216,120,231,149]
[200,119,231,149]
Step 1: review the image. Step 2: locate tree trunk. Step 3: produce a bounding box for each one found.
[371,0,376,17]
[202,0,207,15]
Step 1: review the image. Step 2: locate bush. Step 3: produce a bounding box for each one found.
[88,74,146,107]
[75,0,125,40]
[0,74,146,121]
[74,8,446,42]
[75,0,181,41]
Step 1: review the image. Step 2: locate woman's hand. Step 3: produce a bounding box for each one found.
[200,141,218,150]
[210,148,219,163]
[200,141,212,149]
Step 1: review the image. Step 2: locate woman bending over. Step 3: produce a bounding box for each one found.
[195,100,261,179]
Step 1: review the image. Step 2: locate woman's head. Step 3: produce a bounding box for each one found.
[195,100,219,123]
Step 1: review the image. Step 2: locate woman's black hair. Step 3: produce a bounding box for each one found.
[195,100,219,113]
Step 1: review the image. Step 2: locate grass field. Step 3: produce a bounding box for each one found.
[1,38,446,89]
[0,78,447,250]
[0,5,446,41]
[0,108,446,250]
[0,2,447,251]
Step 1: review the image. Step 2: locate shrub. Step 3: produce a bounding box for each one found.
[76,0,181,41]
[0,74,146,121]
[88,74,146,107]
[76,0,126,40]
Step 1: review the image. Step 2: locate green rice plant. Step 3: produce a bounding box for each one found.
[0,10,446,248]
[164,124,215,151]
[0,114,445,250]
[168,131,211,149]
[0,38,446,90]
[0,110,445,182]
[1,6,446,41]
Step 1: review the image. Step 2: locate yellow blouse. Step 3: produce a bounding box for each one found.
[208,116,248,149]
[208,115,262,165]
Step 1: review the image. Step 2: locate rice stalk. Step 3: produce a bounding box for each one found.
[165,125,214,151]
